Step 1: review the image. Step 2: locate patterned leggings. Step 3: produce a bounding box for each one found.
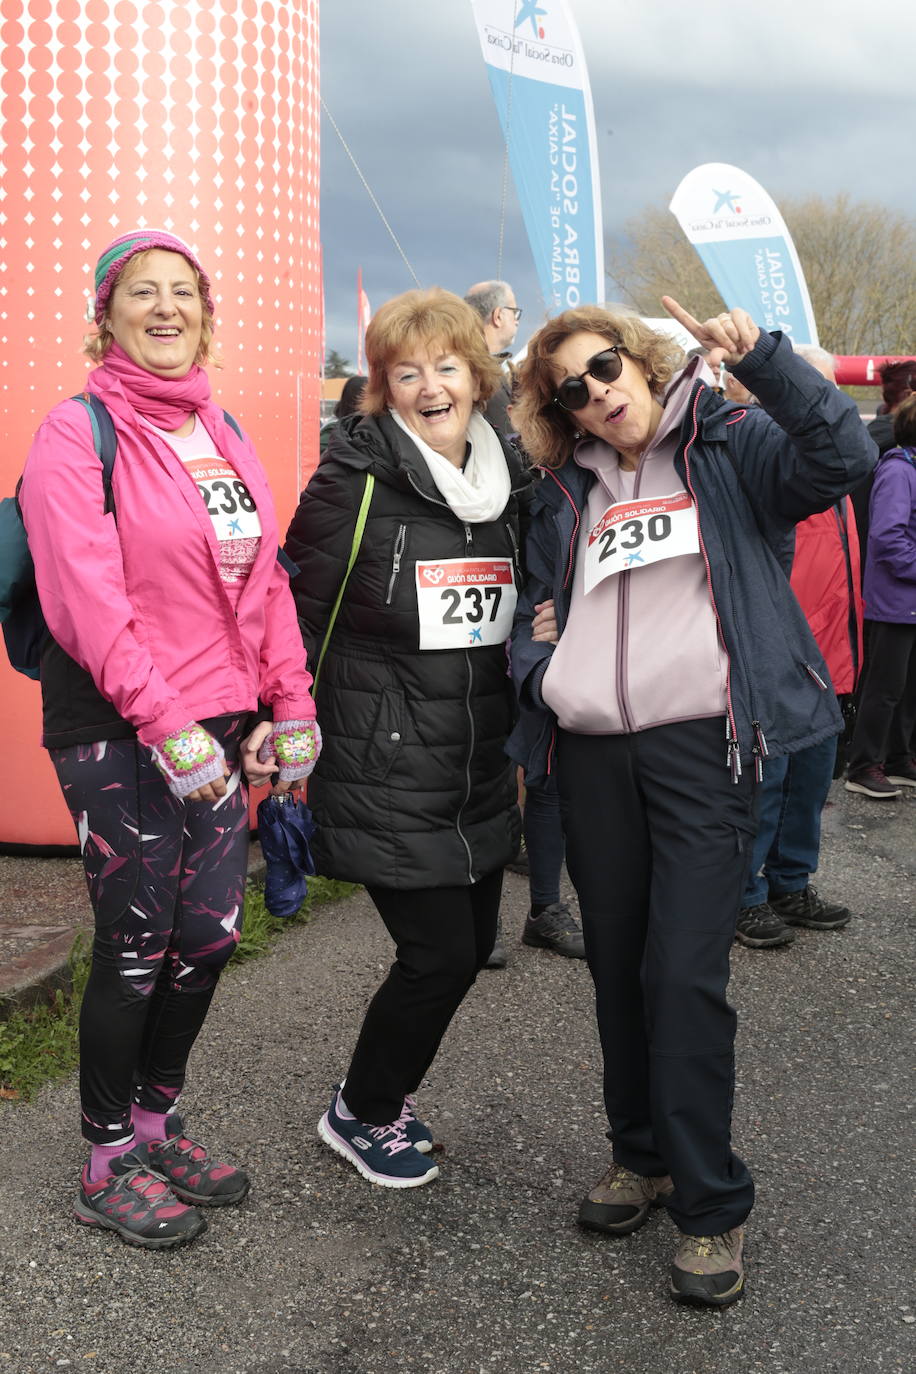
[51,718,249,1146]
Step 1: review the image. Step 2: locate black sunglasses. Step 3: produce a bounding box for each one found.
[553,347,623,412]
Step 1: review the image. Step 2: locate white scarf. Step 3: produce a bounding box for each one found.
[389,408,511,523]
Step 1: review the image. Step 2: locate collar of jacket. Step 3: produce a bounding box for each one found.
[326,409,530,500]
[533,380,743,516]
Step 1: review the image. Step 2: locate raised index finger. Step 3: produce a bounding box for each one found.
[660,296,702,334]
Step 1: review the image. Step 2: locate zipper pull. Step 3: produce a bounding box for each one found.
[752,746,764,783]
[728,736,742,783]
[505,521,521,577]
[752,720,769,757]
[385,525,407,605]
[725,714,733,769]
[805,663,829,690]
[465,523,473,553]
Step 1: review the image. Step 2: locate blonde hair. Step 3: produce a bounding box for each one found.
[513,307,685,469]
[82,249,216,366]
[361,288,504,415]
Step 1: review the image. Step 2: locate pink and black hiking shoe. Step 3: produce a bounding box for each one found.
[135,1117,250,1207]
[74,1158,207,1249]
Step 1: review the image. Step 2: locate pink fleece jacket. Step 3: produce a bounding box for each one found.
[20,373,315,748]
[541,359,729,734]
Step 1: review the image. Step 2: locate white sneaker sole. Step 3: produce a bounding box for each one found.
[844,780,901,798]
[317,1113,439,1188]
[885,775,916,788]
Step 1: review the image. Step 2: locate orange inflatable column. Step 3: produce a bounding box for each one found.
[0,0,321,848]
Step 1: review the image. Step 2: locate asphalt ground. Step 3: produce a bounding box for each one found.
[0,779,913,1374]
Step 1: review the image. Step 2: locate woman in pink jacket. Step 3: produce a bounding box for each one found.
[19,230,320,1250]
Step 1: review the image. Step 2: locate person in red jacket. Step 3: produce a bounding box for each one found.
[735,346,862,947]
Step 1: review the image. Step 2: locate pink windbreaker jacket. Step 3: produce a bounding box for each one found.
[20,373,315,748]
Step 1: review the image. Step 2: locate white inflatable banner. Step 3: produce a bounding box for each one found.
[470,0,604,311]
[669,162,819,345]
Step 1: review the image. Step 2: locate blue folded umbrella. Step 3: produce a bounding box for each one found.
[256,793,317,918]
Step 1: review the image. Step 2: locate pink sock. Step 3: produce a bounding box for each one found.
[132,1105,172,1144]
[88,1139,134,1184]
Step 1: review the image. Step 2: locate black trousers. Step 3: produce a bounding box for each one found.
[557,718,757,1236]
[342,870,503,1125]
[50,720,249,1146]
[848,620,916,772]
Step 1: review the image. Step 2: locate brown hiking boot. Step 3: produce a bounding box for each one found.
[670,1226,745,1307]
[578,1161,674,1235]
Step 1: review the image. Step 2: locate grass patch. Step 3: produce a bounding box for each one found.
[0,875,356,1103]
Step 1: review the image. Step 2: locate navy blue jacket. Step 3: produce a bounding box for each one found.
[508,332,877,787]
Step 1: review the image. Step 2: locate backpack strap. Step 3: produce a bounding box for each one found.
[72,393,118,515]
[312,472,375,691]
[222,409,244,441]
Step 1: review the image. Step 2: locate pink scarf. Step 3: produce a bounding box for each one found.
[89,343,212,430]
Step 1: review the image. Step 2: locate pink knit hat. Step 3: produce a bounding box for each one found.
[91,229,215,324]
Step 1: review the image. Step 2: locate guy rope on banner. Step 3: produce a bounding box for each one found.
[321,98,422,289]
[495,0,521,282]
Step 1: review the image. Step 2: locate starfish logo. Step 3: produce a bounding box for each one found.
[515,0,547,39]
[712,188,742,214]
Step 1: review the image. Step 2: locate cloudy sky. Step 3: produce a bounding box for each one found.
[318,0,914,363]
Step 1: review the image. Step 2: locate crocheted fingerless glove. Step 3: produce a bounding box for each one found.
[150,722,227,799]
[257,719,322,783]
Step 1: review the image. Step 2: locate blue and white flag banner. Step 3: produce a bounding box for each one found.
[470,0,604,312]
[669,163,819,346]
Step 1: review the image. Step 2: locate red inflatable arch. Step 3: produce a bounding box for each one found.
[0,0,321,848]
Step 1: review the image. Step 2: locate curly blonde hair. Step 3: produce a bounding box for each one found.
[513,307,685,469]
[82,249,216,366]
[361,288,504,416]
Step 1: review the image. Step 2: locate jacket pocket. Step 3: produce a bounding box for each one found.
[362,685,405,783]
[385,524,408,605]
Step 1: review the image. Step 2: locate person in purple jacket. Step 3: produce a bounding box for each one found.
[20,230,320,1249]
[844,393,916,797]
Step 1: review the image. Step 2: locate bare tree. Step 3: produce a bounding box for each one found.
[608,194,916,356]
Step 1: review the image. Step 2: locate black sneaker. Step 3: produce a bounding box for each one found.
[74,1158,207,1249]
[522,901,586,959]
[484,917,507,969]
[885,756,916,788]
[734,902,795,948]
[505,842,529,877]
[317,1087,439,1188]
[845,766,901,799]
[768,885,852,930]
[133,1122,250,1207]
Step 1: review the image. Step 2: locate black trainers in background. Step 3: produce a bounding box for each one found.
[885,756,916,788]
[522,901,586,959]
[768,885,852,930]
[845,765,901,799]
[505,841,529,876]
[734,902,795,948]
[484,916,507,969]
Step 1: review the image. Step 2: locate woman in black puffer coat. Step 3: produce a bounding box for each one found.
[285,288,531,1189]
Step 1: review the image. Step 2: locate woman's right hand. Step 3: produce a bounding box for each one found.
[531,600,558,644]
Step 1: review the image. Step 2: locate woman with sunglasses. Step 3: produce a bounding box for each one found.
[507,297,874,1306]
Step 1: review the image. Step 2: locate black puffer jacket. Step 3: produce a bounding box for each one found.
[284,412,531,889]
